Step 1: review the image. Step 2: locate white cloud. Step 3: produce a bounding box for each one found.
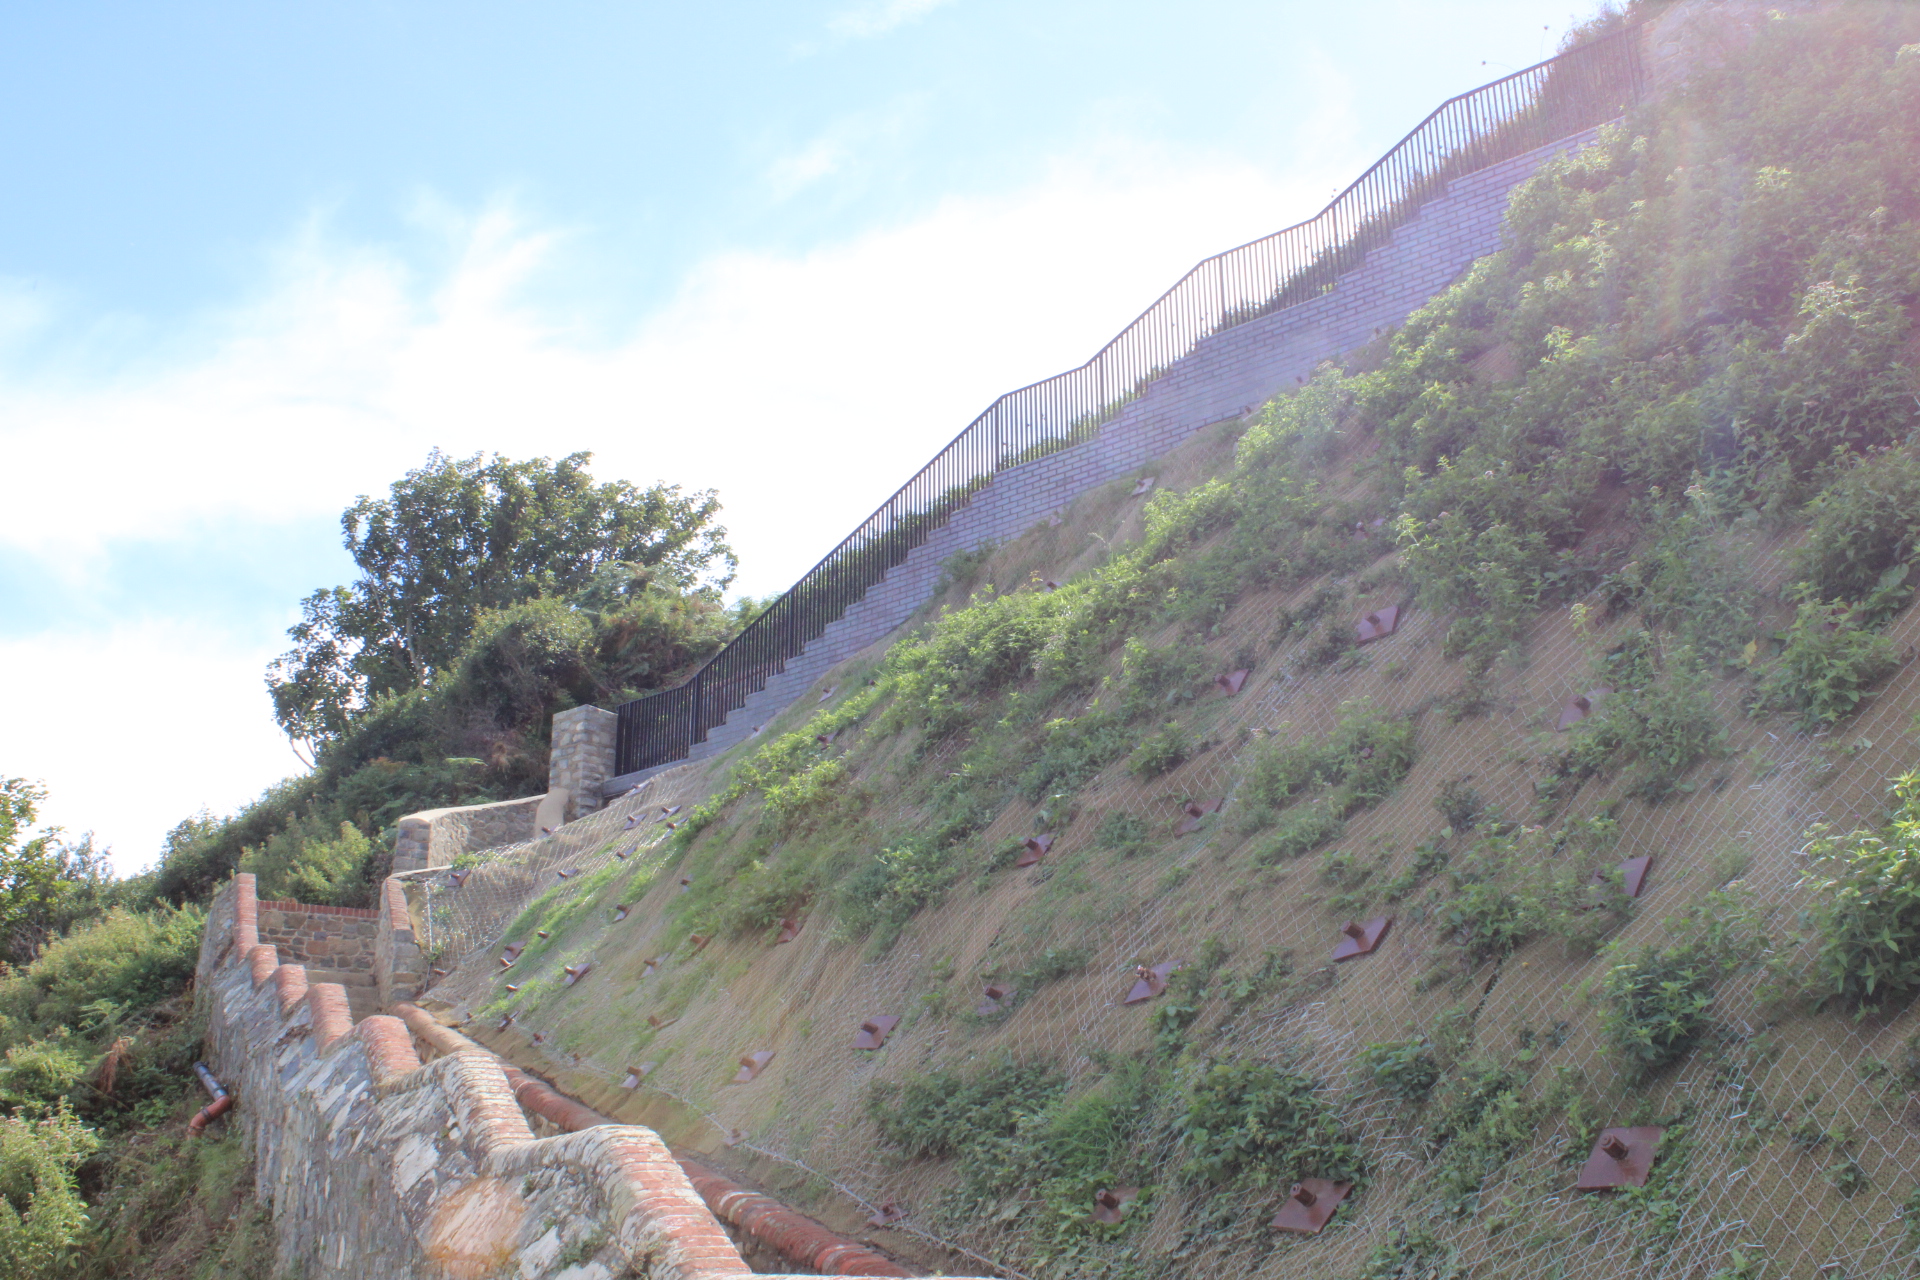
[825,0,956,42]
[0,621,294,876]
[0,138,1356,871]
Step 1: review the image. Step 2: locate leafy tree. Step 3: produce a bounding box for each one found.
[267,450,736,757]
[0,779,114,964]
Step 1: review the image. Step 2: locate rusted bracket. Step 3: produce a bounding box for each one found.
[976,983,1016,1016]
[1576,1126,1664,1190]
[1124,961,1180,1004]
[1332,917,1392,961]
[1356,606,1400,645]
[1270,1179,1352,1234]
[853,1015,900,1050]
[1178,798,1223,834]
[1214,669,1250,696]
[620,1063,656,1089]
[733,1050,775,1083]
[1091,1187,1138,1224]
[1556,687,1613,731]
[1015,834,1055,868]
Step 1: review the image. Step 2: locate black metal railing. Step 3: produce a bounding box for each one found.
[613,24,1647,776]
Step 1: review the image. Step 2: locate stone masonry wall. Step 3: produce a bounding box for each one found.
[375,876,429,1009]
[600,125,1606,793]
[254,898,380,1020]
[198,874,904,1280]
[392,794,548,874]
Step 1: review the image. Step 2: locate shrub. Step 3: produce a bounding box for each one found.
[1796,449,1920,606]
[1248,802,1344,866]
[838,838,958,946]
[1595,944,1718,1072]
[1095,813,1151,856]
[1239,702,1415,831]
[1804,773,1920,1010]
[1564,633,1724,801]
[1179,1060,1361,1188]
[1128,722,1191,779]
[1757,597,1899,730]
[0,908,203,1040]
[1017,713,1133,801]
[0,1108,96,1280]
[1361,1038,1440,1103]
[867,1058,1065,1159]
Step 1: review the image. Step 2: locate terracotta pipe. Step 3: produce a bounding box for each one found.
[187,1061,231,1137]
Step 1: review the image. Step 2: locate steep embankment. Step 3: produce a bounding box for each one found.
[413,9,1920,1279]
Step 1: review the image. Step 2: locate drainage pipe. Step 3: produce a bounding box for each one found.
[187,1061,232,1136]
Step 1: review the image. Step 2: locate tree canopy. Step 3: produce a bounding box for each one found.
[266,450,736,756]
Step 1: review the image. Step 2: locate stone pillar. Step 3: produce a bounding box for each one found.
[549,705,618,823]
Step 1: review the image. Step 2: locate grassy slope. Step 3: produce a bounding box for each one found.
[430,10,1920,1278]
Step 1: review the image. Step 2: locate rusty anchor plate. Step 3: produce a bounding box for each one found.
[818,685,838,703]
[613,905,631,922]
[563,963,592,986]
[976,983,1017,1016]
[733,1050,774,1084]
[1577,1126,1664,1191]
[1556,687,1613,731]
[1178,798,1223,834]
[688,934,711,952]
[853,1015,901,1050]
[620,1063,656,1089]
[867,1200,907,1227]
[1332,917,1392,961]
[1214,668,1251,696]
[777,917,802,944]
[1270,1179,1352,1234]
[647,1013,676,1029]
[1592,855,1652,899]
[1130,476,1156,496]
[1015,834,1055,868]
[679,876,692,893]
[1124,961,1180,1005]
[1355,605,1400,645]
[1091,1187,1138,1224]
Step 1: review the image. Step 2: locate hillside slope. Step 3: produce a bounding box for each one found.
[415,9,1920,1278]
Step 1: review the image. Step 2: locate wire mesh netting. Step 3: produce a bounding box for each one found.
[610,26,1647,778]
[409,510,1920,1279]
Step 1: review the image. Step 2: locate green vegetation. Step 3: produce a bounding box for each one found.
[1595,891,1770,1071]
[1179,1059,1362,1188]
[1360,1038,1441,1103]
[1804,772,1920,1010]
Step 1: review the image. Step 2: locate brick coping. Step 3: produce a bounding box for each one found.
[210,874,962,1280]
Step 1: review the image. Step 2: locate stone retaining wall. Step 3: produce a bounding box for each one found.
[253,898,381,1019]
[392,794,556,874]
[197,874,966,1280]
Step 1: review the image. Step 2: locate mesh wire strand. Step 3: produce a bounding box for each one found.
[409,523,1920,1280]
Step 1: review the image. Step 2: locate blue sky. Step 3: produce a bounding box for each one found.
[0,0,1606,871]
